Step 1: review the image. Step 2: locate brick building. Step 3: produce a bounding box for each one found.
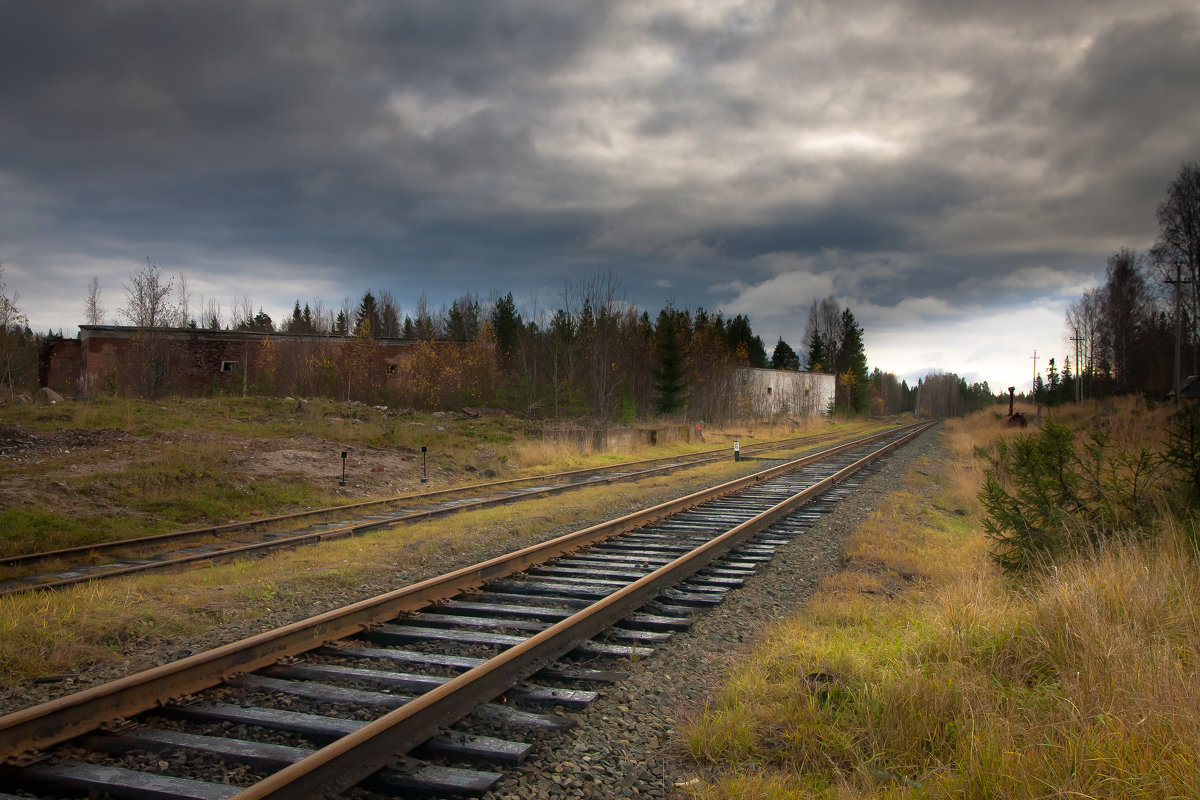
[58,326,425,398]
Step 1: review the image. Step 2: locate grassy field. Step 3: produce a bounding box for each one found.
[0,466,742,685]
[682,399,1200,799]
[0,395,871,558]
[0,395,878,688]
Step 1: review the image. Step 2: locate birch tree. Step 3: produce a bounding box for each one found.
[84,276,106,325]
[121,259,175,328]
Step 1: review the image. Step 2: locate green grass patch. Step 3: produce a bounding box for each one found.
[0,452,757,686]
[0,509,134,557]
[682,410,1200,800]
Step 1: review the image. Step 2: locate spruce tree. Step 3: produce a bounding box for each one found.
[490,292,521,356]
[838,308,869,413]
[652,307,688,415]
[771,337,800,370]
[806,330,827,372]
[355,291,381,336]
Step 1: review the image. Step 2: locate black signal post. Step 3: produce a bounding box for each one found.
[340,450,347,486]
[421,445,428,483]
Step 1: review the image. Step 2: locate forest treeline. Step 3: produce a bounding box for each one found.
[1045,161,1200,405]
[3,262,994,420]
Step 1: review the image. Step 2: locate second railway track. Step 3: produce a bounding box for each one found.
[0,426,879,596]
[0,420,937,799]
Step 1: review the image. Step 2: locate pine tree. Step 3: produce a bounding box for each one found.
[652,307,688,415]
[490,293,521,356]
[837,308,869,413]
[724,314,768,367]
[251,308,274,332]
[356,291,381,336]
[771,337,800,370]
[806,330,827,372]
[446,295,480,341]
[1045,358,1060,406]
[1060,357,1075,405]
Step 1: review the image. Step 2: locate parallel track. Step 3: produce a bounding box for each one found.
[0,426,877,596]
[0,420,937,799]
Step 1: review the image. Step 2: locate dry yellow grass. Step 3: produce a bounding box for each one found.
[682,403,1200,799]
[0,454,758,687]
[0,397,881,687]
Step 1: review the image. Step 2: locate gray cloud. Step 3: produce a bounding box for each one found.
[1,0,1196,389]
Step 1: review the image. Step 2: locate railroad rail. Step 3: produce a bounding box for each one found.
[0,425,879,597]
[0,420,937,799]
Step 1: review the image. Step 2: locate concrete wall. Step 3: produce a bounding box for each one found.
[735,367,835,417]
[543,424,695,452]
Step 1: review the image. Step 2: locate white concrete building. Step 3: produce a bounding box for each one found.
[735,367,835,417]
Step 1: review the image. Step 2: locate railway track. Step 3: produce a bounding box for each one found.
[0,426,878,597]
[0,420,936,799]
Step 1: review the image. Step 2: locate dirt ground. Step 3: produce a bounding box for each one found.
[0,422,475,525]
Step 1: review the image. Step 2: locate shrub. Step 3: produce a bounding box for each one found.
[1164,402,1200,511]
[979,419,1164,572]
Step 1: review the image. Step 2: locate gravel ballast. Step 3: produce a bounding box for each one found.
[466,423,946,800]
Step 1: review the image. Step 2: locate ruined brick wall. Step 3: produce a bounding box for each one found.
[41,338,81,394]
[77,326,426,400]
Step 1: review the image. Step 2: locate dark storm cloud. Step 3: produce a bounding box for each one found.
[1041,12,1200,226]
[1,0,1197,388]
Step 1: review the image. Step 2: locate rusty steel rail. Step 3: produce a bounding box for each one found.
[230,420,936,799]
[0,426,883,597]
[0,424,874,571]
[0,421,934,768]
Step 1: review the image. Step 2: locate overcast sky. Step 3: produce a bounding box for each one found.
[2,1,1198,392]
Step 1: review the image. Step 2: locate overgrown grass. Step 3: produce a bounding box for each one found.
[0,395,523,450]
[682,400,1200,799]
[0,396,879,685]
[0,396,874,557]
[0,510,133,556]
[0,452,757,687]
[0,440,345,558]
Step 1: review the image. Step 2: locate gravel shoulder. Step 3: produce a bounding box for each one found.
[475,422,946,800]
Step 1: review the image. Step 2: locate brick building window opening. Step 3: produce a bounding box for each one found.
[220,360,237,373]
[766,386,772,395]
[386,363,398,375]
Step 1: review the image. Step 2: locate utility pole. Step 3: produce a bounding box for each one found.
[1069,330,1082,403]
[1030,350,1038,397]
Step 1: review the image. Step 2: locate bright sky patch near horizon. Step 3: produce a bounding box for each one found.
[2,1,1198,392]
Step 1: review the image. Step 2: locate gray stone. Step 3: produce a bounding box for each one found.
[34,387,64,404]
